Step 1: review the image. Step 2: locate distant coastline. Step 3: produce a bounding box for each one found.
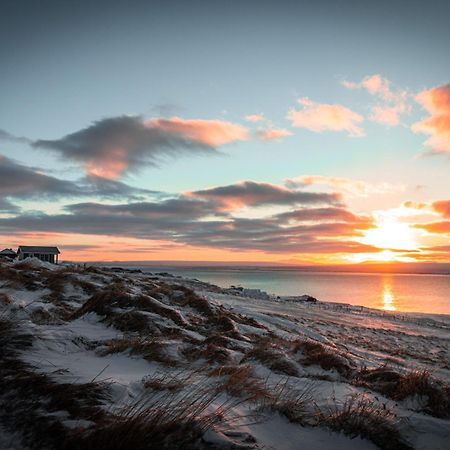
[82,260,450,276]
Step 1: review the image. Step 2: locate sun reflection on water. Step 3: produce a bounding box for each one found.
[382,282,396,311]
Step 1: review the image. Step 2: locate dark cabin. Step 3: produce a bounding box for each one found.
[0,248,17,260]
[17,246,60,264]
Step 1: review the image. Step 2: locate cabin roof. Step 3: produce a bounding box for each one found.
[0,248,16,255]
[18,246,60,254]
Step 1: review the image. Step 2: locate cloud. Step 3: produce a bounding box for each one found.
[0,129,30,144]
[287,98,364,136]
[147,117,249,147]
[0,154,157,209]
[424,245,450,252]
[285,175,404,197]
[343,74,395,100]
[342,74,408,126]
[186,181,342,211]
[65,197,217,221]
[0,198,19,213]
[402,200,429,210]
[405,199,450,234]
[412,83,450,155]
[33,116,249,179]
[415,221,450,234]
[0,154,84,199]
[79,176,159,201]
[0,176,378,255]
[369,105,405,126]
[245,114,265,123]
[257,128,292,141]
[0,207,376,254]
[276,207,373,227]
[432,200,450,218]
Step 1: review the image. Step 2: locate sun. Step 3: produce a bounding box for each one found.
[361,216,417,251]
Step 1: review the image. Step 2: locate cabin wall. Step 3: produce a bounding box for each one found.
[18,252,57,264]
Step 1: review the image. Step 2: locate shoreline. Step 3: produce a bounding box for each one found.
[65,260,450,276]
[132,267,450,317]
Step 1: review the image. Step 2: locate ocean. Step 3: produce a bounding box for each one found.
[129,267,450,315]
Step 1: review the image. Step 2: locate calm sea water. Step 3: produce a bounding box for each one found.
[135,267,450,315]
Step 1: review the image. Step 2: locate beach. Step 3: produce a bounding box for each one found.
[0,259,449,449]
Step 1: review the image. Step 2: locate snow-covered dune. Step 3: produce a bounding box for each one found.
[0,260,449,449]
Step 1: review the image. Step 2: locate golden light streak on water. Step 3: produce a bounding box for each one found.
[382,281,396,311]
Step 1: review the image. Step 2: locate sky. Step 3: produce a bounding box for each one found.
[0,0,449,264]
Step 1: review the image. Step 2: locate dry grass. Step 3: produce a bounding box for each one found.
[144,374,186,392]
[210,311,238,333]
[318,394,413,450]
[171,285,215,317]
[101,338,178,366]
[70,286,158,333]
[0,318,33,358]
[0,317,108,449]
[244,342,299,377]
[70,284,132,319]
[0,263,40,290]
[145,283,174,299]
[41,269,99,303]
[209,365,271,401]
[293,339,353,377]
[357,366,402,384]
[65,380,245,450]
[183,342,232,365]
[0,292,11,305]
[72,278,98,295]
[71,285,187,334]
[28,307,63,325]
[231,312,266,330]
[202,332,246,351]
[202,333,230,347]
[257,380,315,425]
[42,270,73,302]
[107,311,156,333]
[357,366,450,418]
[134,295,187,327]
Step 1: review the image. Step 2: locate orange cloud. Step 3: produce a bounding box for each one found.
[34,116,250,180]
[257,128,292,141]
[285,175,404,197]
[342,74,408,126]
[412,83,450,154]
[402,200,429,211]
[84,147,130,179]
[287,98,364,136]
[432,200,450,218]
[245,114,265,123]
[369,105,404,126]
[415,221,450,234]
[147,117,250,147]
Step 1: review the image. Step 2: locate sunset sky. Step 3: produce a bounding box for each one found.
[1,0,449,264]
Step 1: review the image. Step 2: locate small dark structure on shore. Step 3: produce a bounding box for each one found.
[17,246,60,264]
[0,248,17,260]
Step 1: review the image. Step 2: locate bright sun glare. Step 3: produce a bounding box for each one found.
[363,218,417,251]
[347,214,421,263]
[382,284,396,311]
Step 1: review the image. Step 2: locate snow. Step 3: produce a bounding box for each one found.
[12,256,57,271]
[242,414,379,450]
[1,261,449,449]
